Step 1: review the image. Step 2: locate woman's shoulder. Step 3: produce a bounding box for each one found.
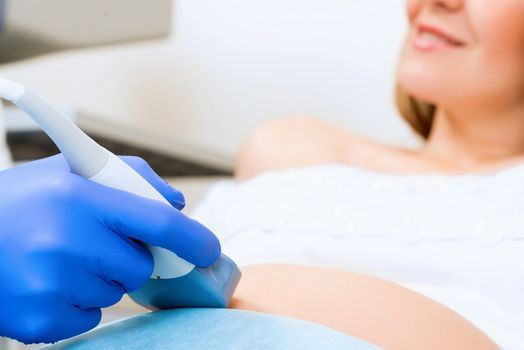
[234,116,421,180]
[235,115,524,180]
[235,116,359,180]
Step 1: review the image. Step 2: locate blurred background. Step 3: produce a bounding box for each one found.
[0,0,415,175]
[0,0,413,348]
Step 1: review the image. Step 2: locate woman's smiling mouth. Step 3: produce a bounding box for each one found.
[412,23,466,51]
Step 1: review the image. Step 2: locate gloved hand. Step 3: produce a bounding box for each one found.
[0,155,221,344]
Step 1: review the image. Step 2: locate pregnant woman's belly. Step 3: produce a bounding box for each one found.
[230,264,499,350]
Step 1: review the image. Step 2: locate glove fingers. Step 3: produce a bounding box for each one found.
[19,304,101,344]
[26,155,186,210]
[20,154,70,172]
[95,187,221,267]
[120,156,186,210]
[50,306,102,343]
[67,271,126,309]
[95,235,155,293]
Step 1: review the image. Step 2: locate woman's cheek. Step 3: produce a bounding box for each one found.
[406,0,421,24]
[472,3,524,59]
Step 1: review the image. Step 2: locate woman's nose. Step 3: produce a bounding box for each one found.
[407,0,463,21]
[428,0,463,11]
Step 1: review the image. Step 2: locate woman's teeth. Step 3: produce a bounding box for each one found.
[421,31,445,42]
[419,30,461,46]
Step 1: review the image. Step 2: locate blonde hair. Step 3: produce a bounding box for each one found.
[395,85,437,139]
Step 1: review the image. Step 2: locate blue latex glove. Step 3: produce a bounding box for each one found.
[0,155,221,344]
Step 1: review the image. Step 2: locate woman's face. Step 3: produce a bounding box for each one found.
[398,0,524,111]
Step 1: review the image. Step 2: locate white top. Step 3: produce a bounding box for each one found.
[192,164,524,349]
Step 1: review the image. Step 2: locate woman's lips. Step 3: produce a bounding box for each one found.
[412,23,466,52]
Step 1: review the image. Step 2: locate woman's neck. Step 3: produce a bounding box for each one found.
[422,104,524,170]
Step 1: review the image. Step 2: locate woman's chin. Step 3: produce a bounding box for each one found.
[398,64,455,105]
[398,76,445,106]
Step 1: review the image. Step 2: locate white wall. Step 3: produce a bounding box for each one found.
[0,0,416,169]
